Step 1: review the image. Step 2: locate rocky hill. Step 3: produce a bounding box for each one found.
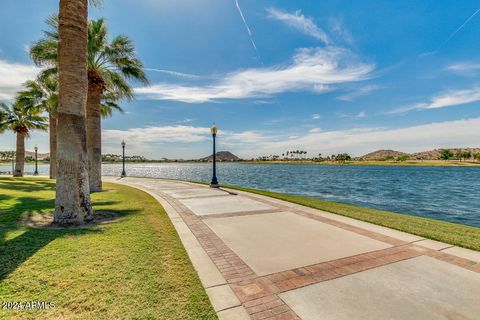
[359,148,480,160]
[200,151,241,162]
[409,148,480,160]
[25,151,50,160]
[358,150,407,160]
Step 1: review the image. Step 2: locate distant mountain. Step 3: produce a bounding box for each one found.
[25,151,50,160]
[200,151,241,162]
[358,150,407,160]
[359,148,480,160]
[409,148,480,160]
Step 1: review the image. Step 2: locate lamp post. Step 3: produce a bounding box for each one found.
[11,152,14,177]
[121,140,126,177]
[34,146,39,176]
[210,123,219,188]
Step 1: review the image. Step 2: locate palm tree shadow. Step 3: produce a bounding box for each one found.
[0,179,56,192]
[0,227,101,281]
[0,196,133,282]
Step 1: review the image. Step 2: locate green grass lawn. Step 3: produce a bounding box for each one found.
[0,177,216,320]
[220,184,480,252]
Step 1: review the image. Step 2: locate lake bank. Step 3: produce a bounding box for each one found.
[243,160,480,166]
[2,162,479,228]
[3,159,480,167]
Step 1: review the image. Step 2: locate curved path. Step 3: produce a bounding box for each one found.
[104,177,480,320]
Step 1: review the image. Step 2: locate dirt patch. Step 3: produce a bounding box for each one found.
[22,211,123,229]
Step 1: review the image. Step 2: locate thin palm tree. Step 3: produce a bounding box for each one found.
[0,102,48,177]
[31,16,147,192]
[17,73,59,179]
[18,73,123,180]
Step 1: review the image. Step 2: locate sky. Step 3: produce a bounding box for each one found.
[1,0,480,159]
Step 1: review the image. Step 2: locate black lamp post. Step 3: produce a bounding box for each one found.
[34,146,39,176]
[121,140,126,177]
[210,123,219,188]
[11,153,14,176]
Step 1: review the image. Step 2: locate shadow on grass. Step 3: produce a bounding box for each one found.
[0,227,101,281]
[0,179,56,193]
[0,178,138,281]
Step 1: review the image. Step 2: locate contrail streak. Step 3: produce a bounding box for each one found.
[431,6,480,54]
[445,7,480,43]
[235,0,263,65]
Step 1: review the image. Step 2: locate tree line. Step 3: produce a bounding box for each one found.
[0,0,148,225]
[439,149,480,161]
[254,152,353,162]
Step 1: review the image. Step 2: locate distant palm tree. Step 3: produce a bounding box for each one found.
[0,102,48,176]
[18,73,122,179]
[17,73,58,179]
[30,16,144,191]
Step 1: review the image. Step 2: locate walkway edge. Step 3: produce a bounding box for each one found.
[104,177,250,320]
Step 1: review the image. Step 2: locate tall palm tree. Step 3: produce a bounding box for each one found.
[54,0,92,224]
[0,102,48,177]
[17,73,59,179]
[85,18,147,191]
[31,16,147,192]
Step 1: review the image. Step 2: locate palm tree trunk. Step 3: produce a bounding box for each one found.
[86,88,102,192]
[14,132,25,177]
[49,112,57,179]
[54,0,93,224]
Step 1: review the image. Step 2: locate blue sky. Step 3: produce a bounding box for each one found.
[1,0,480,159]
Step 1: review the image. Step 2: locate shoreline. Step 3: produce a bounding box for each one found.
[2,160,480,167]
[241,160,480,167]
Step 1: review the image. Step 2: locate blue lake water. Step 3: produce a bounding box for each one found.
[2,162,479,228]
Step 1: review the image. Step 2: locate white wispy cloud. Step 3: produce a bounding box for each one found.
[235,0,262,64]
[311,114,322,120]
[178,118,195,123]
[145,68,200,79]
[338,84,380,101]
[337,111,367,119]
[0,59,39,100]
[103,125,211,145]
[445,62,480,75]
[391,86,480,113]
[328,17,353,45]
[267,7,329,44]
[135,47,374,103]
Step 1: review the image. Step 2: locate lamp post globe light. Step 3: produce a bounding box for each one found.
[34,145,39,176]
[121,140,127,177]
[210,123,219,188]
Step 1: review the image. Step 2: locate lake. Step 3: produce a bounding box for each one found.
[2,162,479,228]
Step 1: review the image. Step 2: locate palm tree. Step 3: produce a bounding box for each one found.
[85,19,148,191]
[54,0,92,224]
[17,73,59,179]
[18,73,123,180]
[0,102,48,177]
[31,16,147,192]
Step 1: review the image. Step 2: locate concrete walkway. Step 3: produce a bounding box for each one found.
[104,177,480,320]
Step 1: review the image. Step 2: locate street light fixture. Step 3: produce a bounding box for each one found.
[11,152,15,177]
[34,145,39,176]
[210,123,219,188]
[121,140,126,177]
